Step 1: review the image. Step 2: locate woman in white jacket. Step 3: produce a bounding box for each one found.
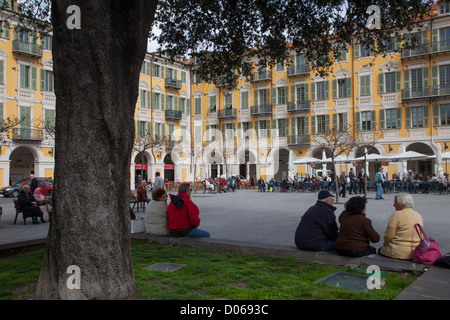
[145,188,170,236]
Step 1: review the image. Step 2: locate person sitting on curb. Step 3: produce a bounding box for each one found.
[335,196,380,257]
[294,190,338,251]
[146,188,170,236]
[168,182,210,238]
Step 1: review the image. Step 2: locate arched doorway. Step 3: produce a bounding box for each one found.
[135,151,149,183]
[9,147,37,185]
[238,149,257,180]
[406,143,434,176]
[271,148,290,181]
[163,153,175,182]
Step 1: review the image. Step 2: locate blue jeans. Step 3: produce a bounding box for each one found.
[186,228,210,238]
[376,183,383,199]
[321,240,336,251]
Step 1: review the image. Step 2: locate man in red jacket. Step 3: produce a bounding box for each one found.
[168,183,210,238]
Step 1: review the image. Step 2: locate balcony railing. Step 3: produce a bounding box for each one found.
[12,40,43,58]
[287,135,311,146]
[164,109,182,120]
[402,84,450,100]
[402,40,450,59]
[287,64,310,77]
[11,128,43,142]
[250,104,272,116]
[164,78,182,89]
[216,78,237,87]
[217,108,237,119]
[250,71,272,82]
[287,100,311,112]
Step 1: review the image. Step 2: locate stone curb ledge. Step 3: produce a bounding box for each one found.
[133,233,428,272]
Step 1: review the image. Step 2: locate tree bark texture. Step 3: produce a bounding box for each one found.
[35,0,157,299]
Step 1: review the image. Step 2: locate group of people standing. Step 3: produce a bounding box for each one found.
[294,189,424,260]
[139,172,210,239]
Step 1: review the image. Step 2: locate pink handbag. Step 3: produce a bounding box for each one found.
[413,224,442,265]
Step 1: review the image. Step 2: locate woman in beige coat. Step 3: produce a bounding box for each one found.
[145,188,170,236]
[379,193,424,260]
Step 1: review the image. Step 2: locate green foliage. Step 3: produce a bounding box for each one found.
[154,0,433,82]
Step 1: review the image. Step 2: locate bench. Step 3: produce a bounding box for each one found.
[13,198,27,225]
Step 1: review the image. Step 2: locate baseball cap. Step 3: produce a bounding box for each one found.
[318,189,334,200]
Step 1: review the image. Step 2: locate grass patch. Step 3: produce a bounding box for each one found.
[0,239,419,300]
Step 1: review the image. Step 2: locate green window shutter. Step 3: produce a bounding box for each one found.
[432,29,439,52]
[371,110,376,130]
[161,94,165,111]
[285,118,289,137]
[290,84,295,103]
[405,106,411,128]
[433,104,440,126]
[254,120,259,138]
[284,86,288,103]
[19,65,26,88]
[266,120,270,137]
[311,115,316,134]
[146,91,151,108]
[379,109,385,130]
[139,90,145,107]
[332,79,337,99]
[396,108,402,128]
[431,66,438,88]
[304,116,309,135]
[254,91,258,106]
[325,114,330,132]
[378,73,384,94]
[346,77,352,97]
[343,112,348,128]
[355,112,361,131]
[395,71,402,92]
[186,99,190,115]
[423,105,429,127]
[311,82,316,101]
[152,92,156,109]
[272,87,277,105]
[332,113,337,129]
[290,117,295,136]
[305,83,309,101]
[31,67,37,90]
[0,103,3,122]
[266,88,270,104]
[404,70,410,90]
[242,91,248,109]
[0,60,4,85]
[354,44,361,58]
[40,69,45,90]
[324,80,329,100]
[422,67,429,91]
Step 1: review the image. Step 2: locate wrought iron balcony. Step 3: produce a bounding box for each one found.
[11,128,43,142]
[217,108,237,119]
[287,100,311,113]
[164,78,182,89]
[402,84,450,101]
[250,71,272,82]
[12,40,43,58]
[287,135,311,146]
[164,109,182,120]
[287,64,310,77]
[402,40,450,59]
[250,104,272,116]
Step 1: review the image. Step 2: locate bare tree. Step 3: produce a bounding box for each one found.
[133,127,171,182]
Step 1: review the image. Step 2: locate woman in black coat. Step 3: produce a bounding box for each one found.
[18,185,43,224]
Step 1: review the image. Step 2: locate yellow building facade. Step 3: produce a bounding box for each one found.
[2,1,450,190]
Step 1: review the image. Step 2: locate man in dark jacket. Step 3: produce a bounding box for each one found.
[168,183,210,238]
[294,189,338,251]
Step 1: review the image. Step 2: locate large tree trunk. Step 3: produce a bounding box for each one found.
[35,0,157,299]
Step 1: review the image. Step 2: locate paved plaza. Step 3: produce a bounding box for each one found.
[1,188,448,255]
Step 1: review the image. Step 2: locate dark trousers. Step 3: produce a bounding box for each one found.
[340,184,346,197]
[349,181,357,194]
[359,180,365,194]
[336,245,376,257]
